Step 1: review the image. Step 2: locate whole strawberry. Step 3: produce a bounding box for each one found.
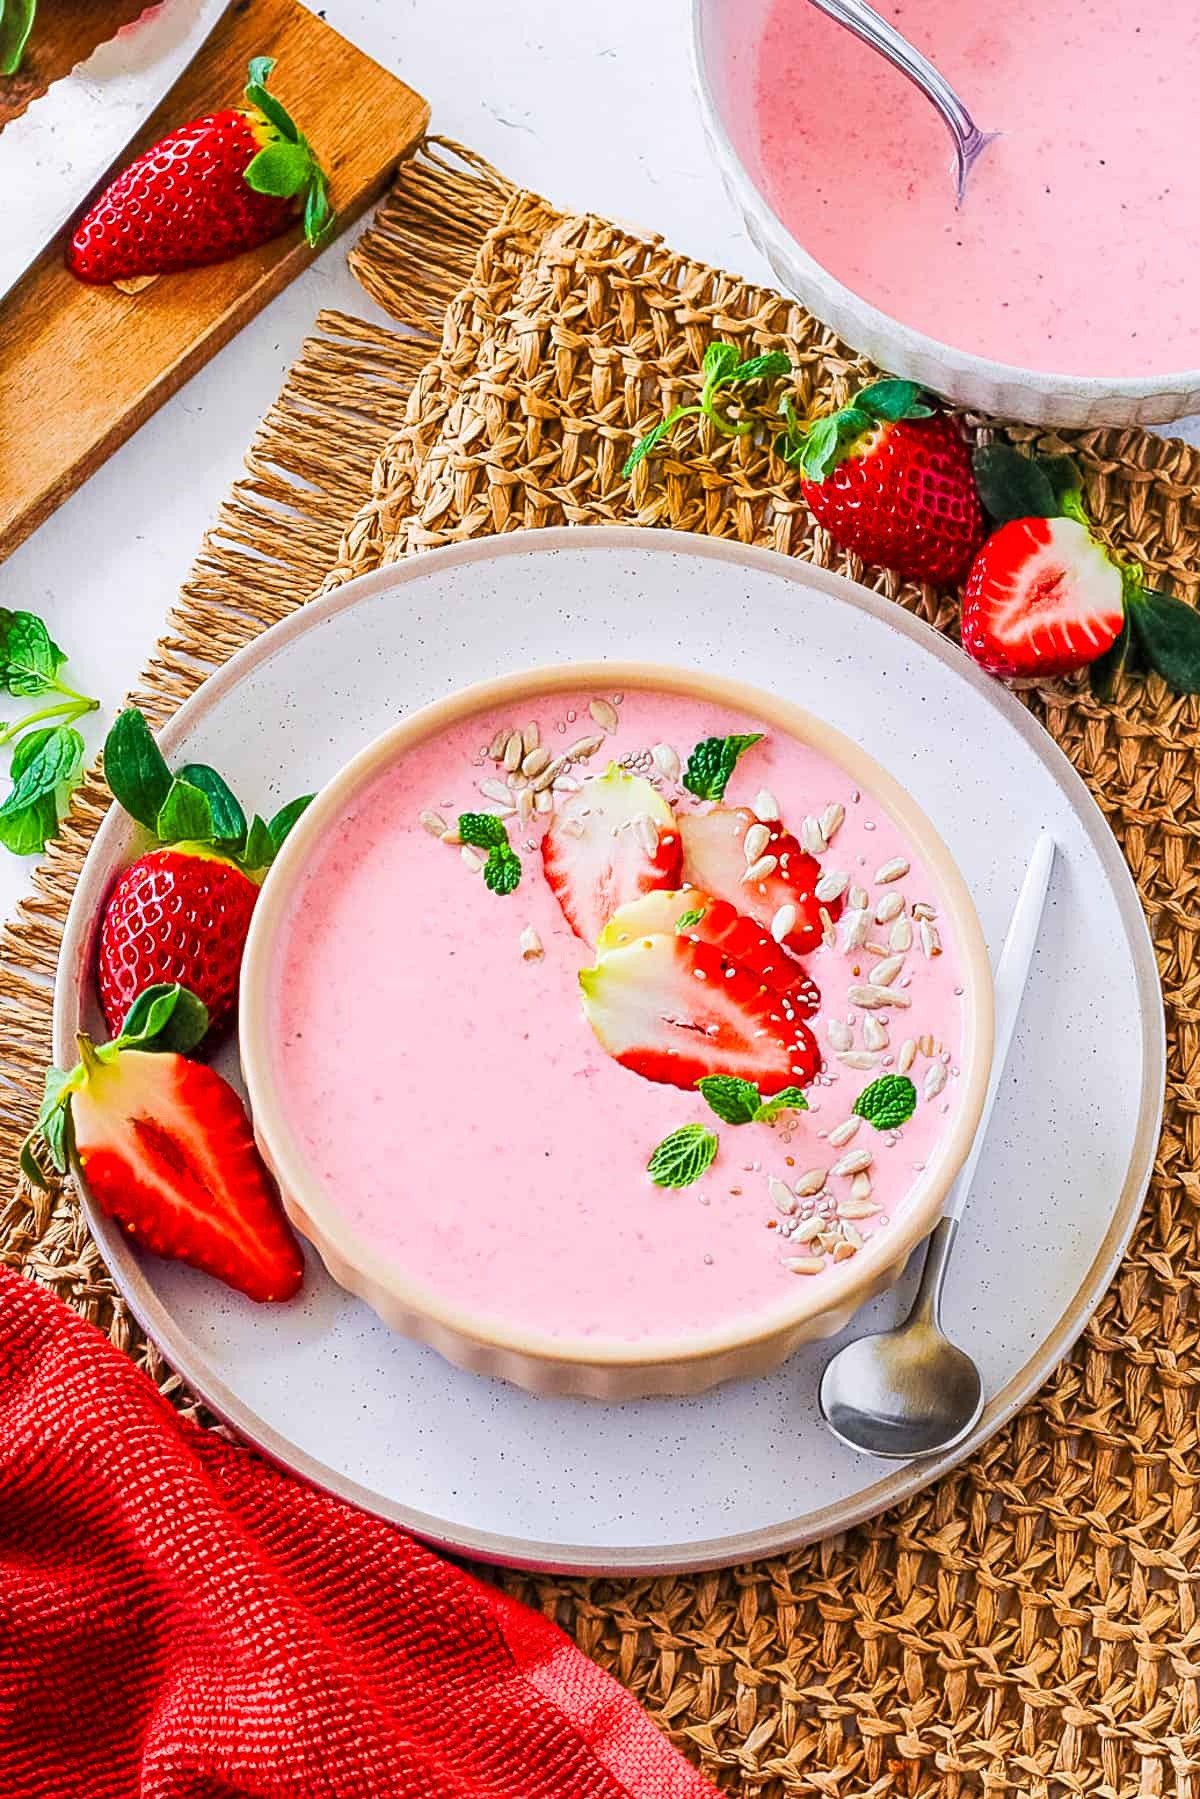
[962,445,1200,696]
[67,56,331,284]
[782,381,984,586]
[98,708,312,1040]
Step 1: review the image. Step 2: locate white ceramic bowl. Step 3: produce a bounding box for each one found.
[691,0,1200,427]
[240,660,994,1400]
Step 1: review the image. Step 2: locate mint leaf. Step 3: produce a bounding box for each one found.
[971,444,1060,524]
[243,814,275,870]
[702,342,740,384]
[119,982,209,1053]
[682,732,764,802]
[0,791,57,855]
[156,777,215,845]
[853,1074,918,1130]
[176,764,246,843]
[647,1123,719,1188]
[104,709,173,832]
[675,906,706,933]
[483,844,522,895]
[730,351,792,384]
[697,1075,760,1126]
[0,724,84,854]
[623,405,700,479]
[459,812,510,850]
[268,794,313,851]
[855,379,934,423]
[0,610,67,697]
[1127,588,1200,695]
[753,1086,809,1121]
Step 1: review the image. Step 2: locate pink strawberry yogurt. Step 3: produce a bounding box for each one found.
[265,687,970,1346]
[721,0,1200,376]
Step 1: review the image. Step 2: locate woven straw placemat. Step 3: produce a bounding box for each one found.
[4,139,1200,1794]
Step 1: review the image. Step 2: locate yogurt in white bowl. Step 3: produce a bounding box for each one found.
[693,0,1200,425]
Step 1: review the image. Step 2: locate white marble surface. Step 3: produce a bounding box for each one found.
[0,0,1195,925]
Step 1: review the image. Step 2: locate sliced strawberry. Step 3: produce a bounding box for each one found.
[542,764,682,944]
[677,806,839,956]
[579,930,819,1092]
[598,887,820,1016]
[71,1045,304,1302]
[960,515,1125,678]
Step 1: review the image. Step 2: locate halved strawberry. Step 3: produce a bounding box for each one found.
[542,764,682,944]
[71,1043,304,1303]
[579,930,819,1092]
[677,807,838,956]
[960,515,1124,678]
[598,887,820,1015]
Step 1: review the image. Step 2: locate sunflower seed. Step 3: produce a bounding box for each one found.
[566,733,605,761]
[850,1171,874,1202]
[519,926,544,961]
[744,822,771,864]
[440,826,462,845]
[836,1050,879,1071]
[795,1167,827,1197]
[832,1148,873,1177]
[848,984,911,1010]
[920,919,943,958]
[912,901,938,920]
[862,1014,888,1051]
[785,1256,825,1275]
[772,902,798,943]
[531,756,567,792]
[815,869,848,904]
[820,906,836,949]
[535,788,553,814]
[651,742,681,781]
[849,884,869,911]
[890,917,913,952]
[790,1213,825,1242]
[840,909,870,951]
[875,891,904,924]
[479,778,514,806]
[419,809,447,837]
[461,846,486,872]
[840,1222,864,1250]
[503,731,524,772]
[488,725,511,760]
[769,1176,797,1215]
[553,773,580,793]
[634,815,660,857]
[832,1240,858,1262]
[753,788,780,822]
[875,857,909,884]
[839,1197,879,1221]
[826,1019,853,1053]
[522,745,551,778]
[820,801,845,842]
[589,697,619,733]
[517,787,535,826]
[870,955,905,987]
[800,814,827,854]
[898,1039,917,1074]
[924,1062,948,1100]
[743,854,779,884]
[828,1117,861,1148]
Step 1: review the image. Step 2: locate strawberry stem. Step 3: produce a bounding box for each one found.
[240,56,333,249]
[76,1034,104,1081]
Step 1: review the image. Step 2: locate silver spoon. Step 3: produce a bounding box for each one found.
[819,833,1055,1459]
[807,0,1000,204]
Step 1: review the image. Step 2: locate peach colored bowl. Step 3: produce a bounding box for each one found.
[239,662,994,1399]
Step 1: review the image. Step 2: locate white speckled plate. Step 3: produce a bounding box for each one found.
[54,529,1164,1573]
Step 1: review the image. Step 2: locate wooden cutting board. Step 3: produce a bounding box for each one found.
[0,0,428,560]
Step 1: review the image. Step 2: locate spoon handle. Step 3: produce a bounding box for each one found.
[944,832,1056,1222]
[805,0,979,148]
[910,1214,958,1326]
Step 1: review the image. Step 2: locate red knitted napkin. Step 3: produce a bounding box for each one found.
[0,1264,715,1798]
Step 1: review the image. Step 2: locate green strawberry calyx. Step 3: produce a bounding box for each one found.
[972,443,1200,698]
[241,56,333,248]
[103,707,313,879]
[776,380,936,483]
[20,983,209,1189]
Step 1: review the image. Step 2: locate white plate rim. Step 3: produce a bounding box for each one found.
[53,527,1166,1574]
